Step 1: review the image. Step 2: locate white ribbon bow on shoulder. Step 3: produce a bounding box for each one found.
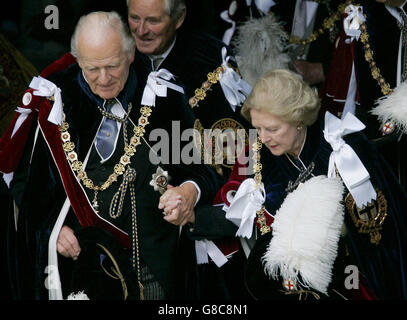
[141,69,184,107]
[324,112,376,208]
[219,47,252,111]
[29,76,63,125]
[225,178,265,239]
[344,4,366,41]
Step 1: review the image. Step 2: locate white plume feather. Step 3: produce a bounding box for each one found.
[371,81,407,134]
[262,176,345,295]
[232,14,291,87]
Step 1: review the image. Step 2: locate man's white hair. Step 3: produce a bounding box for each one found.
[71,11,135,59]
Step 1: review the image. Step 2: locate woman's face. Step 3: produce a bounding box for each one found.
[250,109,306,158]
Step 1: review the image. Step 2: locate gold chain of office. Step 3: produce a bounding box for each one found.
[359,18,393,96]
[59,104,153,208]
[289,0,353,46]
[252,138,271,235]
[189,65,226,108]
[189,63,242,108]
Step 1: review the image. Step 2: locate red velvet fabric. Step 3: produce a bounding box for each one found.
[320,17,360,118]
[0,89,38,173]
[40,52,77,78]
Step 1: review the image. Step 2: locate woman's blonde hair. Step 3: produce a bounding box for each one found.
[241,69,320,126]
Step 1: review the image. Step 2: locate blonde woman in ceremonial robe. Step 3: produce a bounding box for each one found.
[202,69,407,299]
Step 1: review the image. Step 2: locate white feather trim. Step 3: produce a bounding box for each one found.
[371,81,407,134]
[232,15,291,87]
[262,176,345,295]
[66,291,90,300]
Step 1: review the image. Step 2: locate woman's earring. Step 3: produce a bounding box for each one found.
[297,126,303,131]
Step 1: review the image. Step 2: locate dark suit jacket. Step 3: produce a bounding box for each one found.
[271,0,342,76]
[133,29,252,186]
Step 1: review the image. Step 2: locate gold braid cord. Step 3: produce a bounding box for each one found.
[188,63,241,108]
[96,243,129,300]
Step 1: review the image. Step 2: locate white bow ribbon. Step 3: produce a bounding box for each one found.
[220,9,236,45]
[343,5,366,41]
[11,107,32,138]
[254,0,276,15]
[225,178,265,239]
[29,76,63,125]
[324,112,376,208]
[219,47,252,111]
[141,69,184,106]
[195,239,228,267]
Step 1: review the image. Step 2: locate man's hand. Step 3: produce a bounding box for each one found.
[57,225,81,260]
[291,60,325,85]
[159,182,198,226]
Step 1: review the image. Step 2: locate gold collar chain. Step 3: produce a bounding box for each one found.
[359,19,393,96]
[60,105,153,212]
[289,0,352,47]
[189,65,226,108]
[252,138,271,235]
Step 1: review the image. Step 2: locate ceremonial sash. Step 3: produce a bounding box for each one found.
[0,89,131,248]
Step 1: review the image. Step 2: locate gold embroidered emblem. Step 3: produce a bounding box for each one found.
[345,189,387,245]
[193,118,248,176]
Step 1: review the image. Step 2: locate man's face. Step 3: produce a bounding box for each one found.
[128,0,185,55]
[78,31,134,100]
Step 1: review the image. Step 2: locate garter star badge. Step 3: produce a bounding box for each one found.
[149,166,169,194]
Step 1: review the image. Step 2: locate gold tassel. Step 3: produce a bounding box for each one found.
[139,281,145,300]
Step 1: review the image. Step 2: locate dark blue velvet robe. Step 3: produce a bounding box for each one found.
[247,120,407,299]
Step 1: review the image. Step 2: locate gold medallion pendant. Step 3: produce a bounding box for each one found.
[345,189,387,245]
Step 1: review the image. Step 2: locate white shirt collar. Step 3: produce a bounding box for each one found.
[148,35,177,66]
[385,1,407,24]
